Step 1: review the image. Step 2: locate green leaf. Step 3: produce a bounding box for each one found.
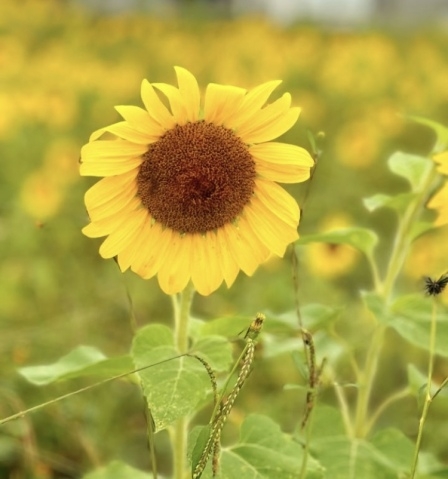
[301,404,346,439]
[310,408,413,478]
[131,324,224,431]
[418,452,448,477]
[198,316,255,339]
[363,193,391,212]
[198,314,294,339]
[18,346,133,386]
[369,428,414,472]
[387,151,432,191]
[297,227,378,258]
[82,460,151,479]
[363,192,417,214]
[408,115,448,152]
[301,303,341,329]
[192,336,233,373]
[197,414,323,479]
[390,294,448,357]
[361,291,391,324]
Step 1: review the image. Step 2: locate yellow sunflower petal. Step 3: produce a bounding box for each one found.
[215,229,240,287]
[236,93,292,140]
[157,233,193,294]
[153,82,188,125]
[237,93,299,144]
[80,140,145,177]
[174,66,200,123]
[84,169,137,210]
[87,183,137,222]
[251,142,314,183]
[80,157,142,177]
[220,223,255,276]
[82,140,147,160]
[141,79,177,129]
[117,215,153,272]
[223,219,269,276]
[433,150,448,175]
[191,233,223,295]
[99,208,148,259]
[251,142,314,167]
[255,178,300,228]
[244,197,298,257]
[115,105,166,137]
[243,107,300,144]
[428,182,448,226]
[82,197,142,238]
[82,221,111,238]
[228,80,282,130]
[131,223,173,280]
[204,84,246,126]
[90,121,159,144]
[254,160,309,183]
[125,220,158,274]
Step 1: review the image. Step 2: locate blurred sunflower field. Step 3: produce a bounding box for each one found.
[2,0,448,478]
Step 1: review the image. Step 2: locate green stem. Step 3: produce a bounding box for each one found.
[410,300,438,479]
[354,324,385,437]
[366,253,382,294]
[171,282,195,479]
[175,284,194,354]
[353,162,439,438]
[332,377,354,439]
[381,165,439,302]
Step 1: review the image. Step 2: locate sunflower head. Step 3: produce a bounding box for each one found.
[80,67,314,295]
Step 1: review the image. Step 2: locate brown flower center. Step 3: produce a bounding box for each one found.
[137,121,256,234]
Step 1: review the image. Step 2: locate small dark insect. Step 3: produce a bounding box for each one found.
[424,274,448,296]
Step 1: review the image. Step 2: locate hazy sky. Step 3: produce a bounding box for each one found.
[78,0,374,20]
[76,0,447,24]
[249,0,375,23]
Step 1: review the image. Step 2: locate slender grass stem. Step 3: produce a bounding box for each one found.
[0,356,187,426]
[409,300,438,479]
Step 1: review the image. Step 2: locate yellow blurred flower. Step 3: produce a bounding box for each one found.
[80,67,314,295]
[306,214,360,279]
[20,170,62,220]
[427,150,448,226]
[334,119,381,168]
[43,138,80,184]
[404,226,448,280]
[0,93,17,138]
[20,139,80,221]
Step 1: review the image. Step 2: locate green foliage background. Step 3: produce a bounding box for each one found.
[1,0,448,477]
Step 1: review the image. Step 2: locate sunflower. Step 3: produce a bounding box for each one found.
[80,67,314,295]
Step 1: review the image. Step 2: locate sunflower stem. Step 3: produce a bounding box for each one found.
[380,163,439,302]
[354,159,438,438]
[171,283,195,479]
